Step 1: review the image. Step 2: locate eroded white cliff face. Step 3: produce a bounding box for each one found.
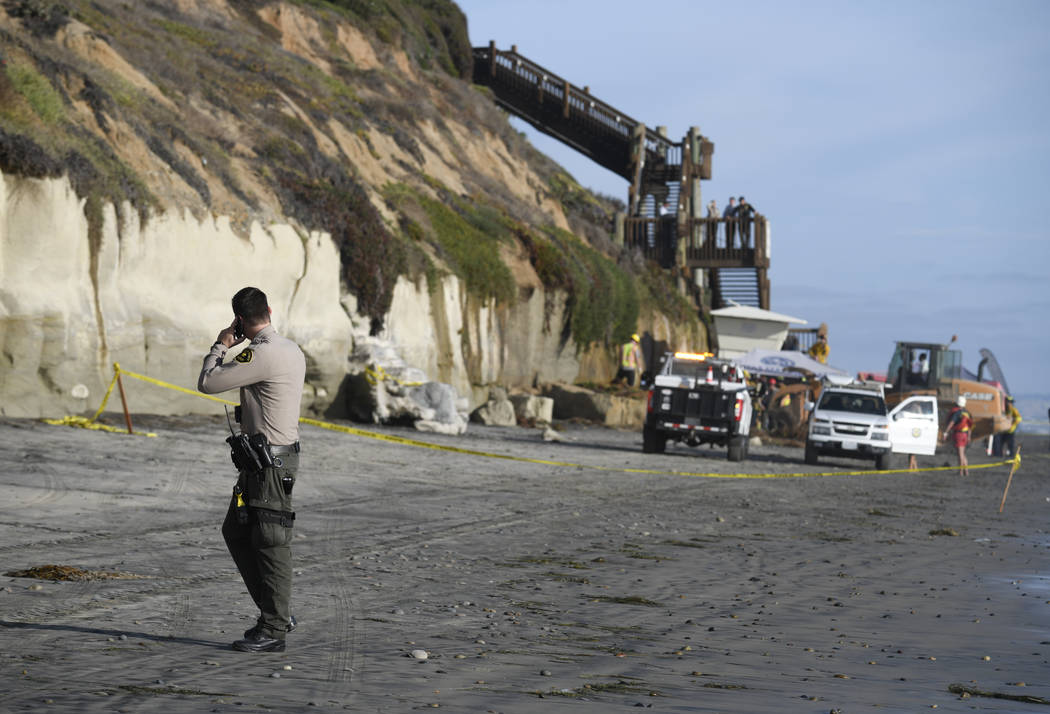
[0,169,591,418]
[0,169,348,417]
[380,274,582,404]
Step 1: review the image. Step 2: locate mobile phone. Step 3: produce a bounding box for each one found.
[233,317,244,341]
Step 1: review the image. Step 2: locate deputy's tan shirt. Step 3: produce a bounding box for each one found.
[198,324,305,446]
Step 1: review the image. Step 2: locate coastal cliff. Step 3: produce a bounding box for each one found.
[0,0,705,418]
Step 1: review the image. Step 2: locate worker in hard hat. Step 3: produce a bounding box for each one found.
[942,396,973,476]
[1001,395,1022,458]
[807,333,829,364]
[614,333,644,388]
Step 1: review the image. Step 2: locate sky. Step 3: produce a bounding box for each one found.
[456,0,1050,398]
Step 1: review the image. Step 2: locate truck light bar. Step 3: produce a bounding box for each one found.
[674,352,714,361]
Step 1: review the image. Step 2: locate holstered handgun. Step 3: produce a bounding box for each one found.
[249,433,274,469]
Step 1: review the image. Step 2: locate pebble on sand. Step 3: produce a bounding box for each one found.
[411,649,428,660]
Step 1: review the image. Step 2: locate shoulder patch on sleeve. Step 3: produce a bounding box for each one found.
[234,348,254,363]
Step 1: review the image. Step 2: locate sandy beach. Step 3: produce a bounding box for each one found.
[1,415,1048,713]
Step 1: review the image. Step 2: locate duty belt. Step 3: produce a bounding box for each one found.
[270,441,301,456]
[253,508,296,527]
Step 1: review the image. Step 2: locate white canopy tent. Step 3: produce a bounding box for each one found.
[734,349,849,380]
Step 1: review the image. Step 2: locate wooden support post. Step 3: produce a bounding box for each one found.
[700,139,714,179]
[115,364,134,435]
[627,122,646,215]
[613,211,625,247]
[488,40,497,78]
[562,79,571,118]
[998,447,1022,513]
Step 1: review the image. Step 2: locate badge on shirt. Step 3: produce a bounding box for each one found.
[234,348,254,363]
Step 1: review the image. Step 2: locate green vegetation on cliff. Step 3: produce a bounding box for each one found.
[526,226,638,347]
[383,180,518,305]
[314,0,471,78]
[0,0,703,353]
[0,0,474,330]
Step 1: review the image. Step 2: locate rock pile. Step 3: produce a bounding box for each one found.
[344,337,469,435]
[542,383,646,428]
[470,388,555,427]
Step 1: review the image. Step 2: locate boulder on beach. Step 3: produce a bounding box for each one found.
[542,383,645,428]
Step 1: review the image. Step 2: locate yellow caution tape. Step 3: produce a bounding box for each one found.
[299,416,1014,479]
[117,364,238,406]
[89,369,120,422]
[364,365,423,388]
[41,415,153,435]
[44,364,1020,479]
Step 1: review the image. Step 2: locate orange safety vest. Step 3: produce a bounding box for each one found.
[947,407,972,433]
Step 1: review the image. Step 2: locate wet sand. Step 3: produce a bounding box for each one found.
[1,416,1048,713]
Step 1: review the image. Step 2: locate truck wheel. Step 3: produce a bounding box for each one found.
[875,452,892,470]
[804,440,818,466]
[727,435,747,462]
[642,425,666,454]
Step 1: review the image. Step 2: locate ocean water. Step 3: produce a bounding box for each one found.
[1015,394,1049,435]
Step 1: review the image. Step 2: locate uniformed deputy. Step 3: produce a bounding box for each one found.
[198,287,306,653]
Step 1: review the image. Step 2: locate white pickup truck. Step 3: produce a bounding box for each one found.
[643,352,753,461]
[805,379,938,469]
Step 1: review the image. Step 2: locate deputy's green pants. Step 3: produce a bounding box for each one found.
[222,454,297,639]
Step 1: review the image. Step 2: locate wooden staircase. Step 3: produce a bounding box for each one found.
[472,42,769,311]
[710,268,767,309]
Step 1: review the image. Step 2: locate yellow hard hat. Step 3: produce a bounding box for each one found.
[631,333,640,342]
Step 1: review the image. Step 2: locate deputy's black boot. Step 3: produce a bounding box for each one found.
[243,614,296,639]
[232,630,286,652]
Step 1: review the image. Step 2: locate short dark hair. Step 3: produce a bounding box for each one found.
[232,287,269,325]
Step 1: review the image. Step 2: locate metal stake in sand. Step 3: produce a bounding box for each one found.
[997,446,1022,514]
[114,363,134,435]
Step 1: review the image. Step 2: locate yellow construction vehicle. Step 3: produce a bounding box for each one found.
[885,338,1010,441]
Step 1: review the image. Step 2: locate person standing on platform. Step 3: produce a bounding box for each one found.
[736,196,756,249]
[723,197,737,248]
[706,199,720,247]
